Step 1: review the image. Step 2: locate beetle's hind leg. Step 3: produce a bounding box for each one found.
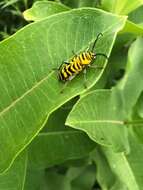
[83,68,88,88]
[52,61,70,71]
[88,65,104,69]
[63,61,70,64]
[60,81,68,93]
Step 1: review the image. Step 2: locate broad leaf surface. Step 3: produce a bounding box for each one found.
[136,93,143,118]
[130,93,143,144]
[93,148,115,189]
[116,37,143,115]
[77,0,98,7]
[24,169,45,190]
[93,148,125,190]
[129,5,143,24]
[0,8,126,173]
[60,0,79,8]
[43,97,79,132]
[66,89,128,152]
[67,38,143,152]
[102,132,143,190]
[0,151,27,190]
[0,131,95,189]
[23,1,70,21]
[120,20,143,35]
[28,131,95,170]
[101,0,143,15]
[71,165,96,190]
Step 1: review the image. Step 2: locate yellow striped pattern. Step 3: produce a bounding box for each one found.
[59,52,95,81]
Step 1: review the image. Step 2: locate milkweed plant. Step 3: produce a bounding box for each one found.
[0,0,143,189]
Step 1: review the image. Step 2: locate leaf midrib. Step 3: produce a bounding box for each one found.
[0,72,53,117]
[68,120,124,125]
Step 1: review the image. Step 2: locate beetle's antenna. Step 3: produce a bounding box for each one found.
[96,53,108,59]
[91,33,103,52]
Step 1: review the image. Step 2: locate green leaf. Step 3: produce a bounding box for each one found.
[136,93,143,118]
[120,20,143,35]
[23,1,70,21]
[0,151,27,190]
[116,37,143,115]
[0,8,126,173]
[43,97,78,132]
[66,89,129,152]
[129,5,143,24]
[131,93,143,143]
[103,149,139,189]
[92,148,115,189]
[102,132,143,190]
[100,34,128,89]
[66,37,143,152]
[60,0,79,8]
[71,165,96,190]
[126,133,143,189]
[77,0,99,7]
[0,130,95,189]
[93,147,130,190]
[101,0,143,15]
[28,131,95,170]
[1,0,19,9]
[44,169,71,190]
[24,169,46,190]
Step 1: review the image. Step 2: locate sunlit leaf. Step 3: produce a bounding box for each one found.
[23,1,70,21]
[67,38,143,152]
[28,131,95,170]
[101,0,143,15]
[0,8,126,173]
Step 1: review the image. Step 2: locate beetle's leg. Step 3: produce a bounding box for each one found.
[52,61,69,72]
[88,65,103,69]
[63,61,70,64]
[52,68,59,71]
[72,50,77,55]
[83,68,88,88]
[85,46,90,52]
[60,81,68,93]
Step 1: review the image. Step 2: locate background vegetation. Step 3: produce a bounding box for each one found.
[0,0,143,189]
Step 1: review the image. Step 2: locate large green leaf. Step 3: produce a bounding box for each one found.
[0,151,27,190]
[92,148,115,189]
[28,131,95,170]
[101,0,143,15]
[71,164,96,190]
[93,148,127,190]
[136,93,143,118]
[66,89,128,152]
[77,0,98,7]
[24,168,45,190]
[102,132,143,190]
[129,5,143,24]
[0,8,126,173]
[43,97,79,132]
[66,37,143,152]
[116,37,143,115]
[130,93,143,144]
[60,0,79,8]
[120,20,143,35]
[23,1,70,21]
[0,130,95,190]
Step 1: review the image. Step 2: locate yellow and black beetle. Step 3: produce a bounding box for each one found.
[57,33,108,92]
